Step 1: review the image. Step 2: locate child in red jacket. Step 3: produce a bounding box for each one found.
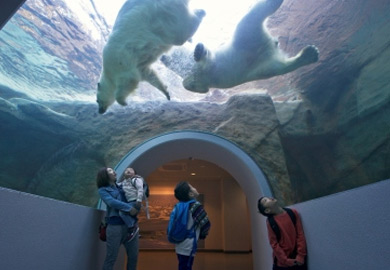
[258,196,307,270]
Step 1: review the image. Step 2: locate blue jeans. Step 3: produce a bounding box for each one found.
[103,224,139,270]
[177,254,195,270]
[119,201,138,228]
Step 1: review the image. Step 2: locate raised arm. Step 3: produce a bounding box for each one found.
[98,187,132,212]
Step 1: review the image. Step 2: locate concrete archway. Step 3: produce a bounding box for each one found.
[115,130,273,269]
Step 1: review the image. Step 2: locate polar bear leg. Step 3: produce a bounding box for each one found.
[248,45,319,80]
[142,68,170,100]
[234,0,283,49]
[278,45,319,75]
[185,9,206,43]
[172,8,206,45]
[115,78,139,106]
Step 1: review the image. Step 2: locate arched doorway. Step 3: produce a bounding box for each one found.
[140,159,251,252]
[115,130,273,269]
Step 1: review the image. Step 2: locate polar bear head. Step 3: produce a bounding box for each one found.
[96,81,115,114]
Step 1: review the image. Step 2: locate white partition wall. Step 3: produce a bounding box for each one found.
[294,179,390,270]
[0,187,115,270]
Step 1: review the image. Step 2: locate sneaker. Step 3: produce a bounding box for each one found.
[126,226,139,242]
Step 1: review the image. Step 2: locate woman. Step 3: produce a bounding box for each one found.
[97,167,139,270]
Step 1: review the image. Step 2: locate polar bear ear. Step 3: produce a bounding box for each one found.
[194,43,207,62]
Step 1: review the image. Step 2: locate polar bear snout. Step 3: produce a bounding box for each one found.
[183,75,209,93]
[96,82,115,114]
[183,76,194,90]
[98,105,107,114]
[97,97,108,114]
[97,97,109,114]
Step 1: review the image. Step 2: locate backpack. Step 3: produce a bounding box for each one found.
[131,175,150,198]
[167,199,196,244]
[267,207,296,242]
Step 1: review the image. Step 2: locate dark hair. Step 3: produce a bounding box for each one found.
[119,167,139,182]
[96,167,110,188]
[174,181,191,202]
[258,196,271,217]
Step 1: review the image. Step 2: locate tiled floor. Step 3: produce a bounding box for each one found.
[138,250,253,270]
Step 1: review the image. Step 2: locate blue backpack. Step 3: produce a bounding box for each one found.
[167,200,196,244]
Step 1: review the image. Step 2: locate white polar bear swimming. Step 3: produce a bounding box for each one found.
[182,0,319,93]
[97,0,205,114]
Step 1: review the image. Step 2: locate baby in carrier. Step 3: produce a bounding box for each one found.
[117,167,149,242]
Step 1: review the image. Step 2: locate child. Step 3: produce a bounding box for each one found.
[258,196,307,270]
[117,167,145,242]
[170,181,211,270]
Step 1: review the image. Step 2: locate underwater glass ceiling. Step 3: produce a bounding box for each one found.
[0,0,389,207]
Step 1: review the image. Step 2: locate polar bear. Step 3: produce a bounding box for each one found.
[182,0,319,93]
[97,0,205,114]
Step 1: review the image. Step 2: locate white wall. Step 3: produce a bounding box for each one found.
[0,187,116,270]
[222,178,251,251]
[293,179,390,270]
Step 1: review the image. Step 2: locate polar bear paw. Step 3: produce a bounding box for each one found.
[194,9,206,19]
[301,45,319,64]
[165,92,171,101]
[161,84,171,100]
